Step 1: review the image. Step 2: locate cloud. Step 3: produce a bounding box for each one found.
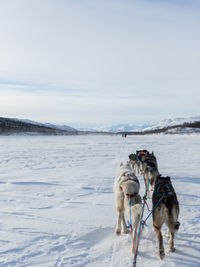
[0,0,199,126]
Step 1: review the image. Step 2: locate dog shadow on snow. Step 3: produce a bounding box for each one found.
[70,226,115,249]
[136,229,200,266]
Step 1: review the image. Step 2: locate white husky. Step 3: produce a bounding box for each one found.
[114,162,142,253]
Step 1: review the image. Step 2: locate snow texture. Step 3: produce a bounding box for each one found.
[0,134,199,266]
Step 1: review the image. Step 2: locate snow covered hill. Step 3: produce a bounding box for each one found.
[77,116,200,134]
[12,118,77,132]
[1,115,200,135]
[78,124,151,133]
[44,123,77,132]
[144,116,200,131]
[0,117,77,135]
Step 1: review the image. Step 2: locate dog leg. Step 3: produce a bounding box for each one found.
[137,163,140,174]
[122,213,129,233]
[150,177,155,192]
[144,174,150,198]
[168,232,176,252]
[133,164,137,175]
[131,213,140,254]
[115,210,123,235]
[143,174,147,193]
[146,180,150,199]
[154,225,165,259]
[131,229,137,254]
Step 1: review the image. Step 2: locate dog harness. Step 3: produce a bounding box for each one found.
[120,172,139,184]
[154,182,173,197]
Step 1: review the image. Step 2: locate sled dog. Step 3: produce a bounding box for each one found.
[152,175,180,259]
[136,150,150,164]
[136,151,159,197]
[114,162,142,253]
[129,153,141,174]
[142,159,159,198]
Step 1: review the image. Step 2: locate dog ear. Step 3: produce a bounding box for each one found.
[155,174,161,182]
[120,162,123,166]
[166,176,171,182]
[120,186,123,191]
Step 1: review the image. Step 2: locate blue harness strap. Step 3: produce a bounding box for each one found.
[143,193,166,224]
[132,193,166,267]
[129,199,132,226]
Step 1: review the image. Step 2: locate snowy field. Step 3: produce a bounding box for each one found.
[0,134,199,267]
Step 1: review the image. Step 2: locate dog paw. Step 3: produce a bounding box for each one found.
[175,221,180,230]
[168,247,176,253]
[115,229,121,235]
[131,247,136,255]
[159,249,165,260]
[123,229,130,234]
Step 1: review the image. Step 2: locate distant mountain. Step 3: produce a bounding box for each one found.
[1,115,199,136]
[78,123,151,133]
[125,116,200,135]
[12,118,77,132]
[44,123,77,132]
[77,116,200,134]
[143,116,200,131]
[0,117,78,135]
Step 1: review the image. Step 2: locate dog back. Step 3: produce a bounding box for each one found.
[152,176,179,229]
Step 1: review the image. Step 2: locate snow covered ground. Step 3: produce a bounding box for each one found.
[0,134,199,267]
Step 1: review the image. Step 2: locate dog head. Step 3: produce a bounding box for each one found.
[145,152,157,163]
[120,180,139,200]
[144,160,158,173]
[129,153,137,161]
[154,175,173,195]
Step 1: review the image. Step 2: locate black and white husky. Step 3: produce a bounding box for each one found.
[152,175,180,259]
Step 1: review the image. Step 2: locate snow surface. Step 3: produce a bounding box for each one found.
[0,134,199,267]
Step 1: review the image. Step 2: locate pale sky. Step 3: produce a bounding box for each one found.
[0,0,200,127]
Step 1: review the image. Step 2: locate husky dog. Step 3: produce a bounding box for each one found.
[136,151,159,197]
[152,175,180,259]
[129,150,151,175]
[114,162,142,253]
[142,159,159,198]
[129,153,141,174]
[140,151,157,171]
[136,150,150,164]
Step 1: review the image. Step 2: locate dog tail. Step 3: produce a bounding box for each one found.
[164,196,180,232]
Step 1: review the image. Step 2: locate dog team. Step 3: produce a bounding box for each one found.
[114,149,180,260]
